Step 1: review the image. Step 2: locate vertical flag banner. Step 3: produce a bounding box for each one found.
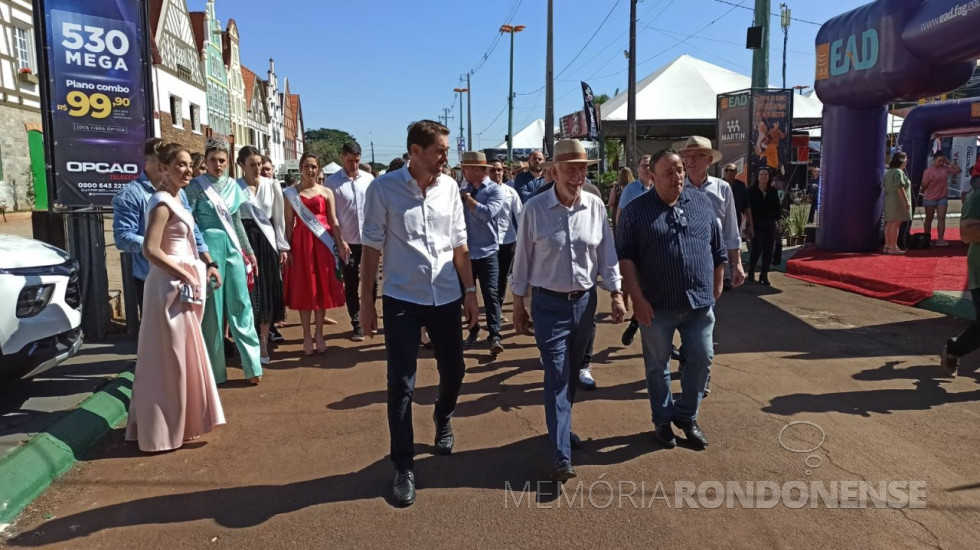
[750,89,794,183]
[35,0,152,207]
[581,82,601,142]
[716,90,752,182]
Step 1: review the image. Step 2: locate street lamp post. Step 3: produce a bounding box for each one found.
[500,24,526,163]
[454,86,468,156]
[780,3,791,89]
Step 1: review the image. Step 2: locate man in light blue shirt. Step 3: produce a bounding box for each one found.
[112,138,217,317]
[616,154,652,228]
[460,151,505,355]
[511,149,546,203]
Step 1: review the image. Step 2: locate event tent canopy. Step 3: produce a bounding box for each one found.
[322,162,341,175]
[599,54,826,139]
[494,119,558,150]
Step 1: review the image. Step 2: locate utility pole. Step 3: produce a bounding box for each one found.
[626,0,638,172]
[501,24,526,163]
[780,4,791,89]
[544,0,554,159]
[467,72,473,153]
[370,133,376,165]
[440,107,453,129]
[751,0,771,88]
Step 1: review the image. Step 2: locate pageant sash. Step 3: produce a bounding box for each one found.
[283,186,338,269]
[237,177,280,252]
[198,177,244,254]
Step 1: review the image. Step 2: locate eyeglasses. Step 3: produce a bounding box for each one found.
[671,206,688,229]
[723,168,737,172]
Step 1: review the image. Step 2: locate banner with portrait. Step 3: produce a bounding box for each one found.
[36,0,153,207]
[749,89,794,185]
[581,82,601,142]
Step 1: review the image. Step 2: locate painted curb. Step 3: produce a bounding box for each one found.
[0,368,133,525]
[918,294,977,321]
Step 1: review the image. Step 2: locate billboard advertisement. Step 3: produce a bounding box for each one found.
[560,110,587,138]
[750,89,794,184]
[36,0,153,207]
[716,90,752,183]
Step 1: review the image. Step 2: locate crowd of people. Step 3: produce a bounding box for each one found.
[109,119,978,507]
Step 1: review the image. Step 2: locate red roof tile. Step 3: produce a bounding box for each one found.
[242,65,257,104]
[189,11,206,55]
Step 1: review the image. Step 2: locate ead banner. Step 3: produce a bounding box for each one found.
[581,82,601,142]
[38,0,151,207]
[750,89,793,184]
[716,90,751,183]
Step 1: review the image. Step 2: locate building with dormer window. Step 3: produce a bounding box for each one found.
[242,66,270,156]
[225,18,247,156]
[150,0,208,152]
[190,0,230,142]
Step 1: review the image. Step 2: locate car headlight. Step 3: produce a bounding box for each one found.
[17,284,55,318]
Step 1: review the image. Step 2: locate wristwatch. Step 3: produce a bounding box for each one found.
[464,286,477,294]
[207,261,219,269]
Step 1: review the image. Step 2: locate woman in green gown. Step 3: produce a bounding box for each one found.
[185,140,263,385]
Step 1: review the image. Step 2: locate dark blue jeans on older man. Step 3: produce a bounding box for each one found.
[382,296,466,471]
[533,287,597,466]
[639,306,715,425]
[471,256,501,340]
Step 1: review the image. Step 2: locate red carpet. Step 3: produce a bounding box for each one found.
[785,228,969,306]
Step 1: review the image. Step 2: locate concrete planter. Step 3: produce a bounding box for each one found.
[18,72,38,85]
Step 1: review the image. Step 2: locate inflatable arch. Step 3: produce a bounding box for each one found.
[898,97,980,193]
[815,0,980,251]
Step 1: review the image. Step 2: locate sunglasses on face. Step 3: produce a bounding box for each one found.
[724,168,736,172]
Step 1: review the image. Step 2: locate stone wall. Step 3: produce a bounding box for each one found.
[159,113,207,154]
[0,107,42,211]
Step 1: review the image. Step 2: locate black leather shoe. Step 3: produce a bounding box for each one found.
[551,460,576,482]
[760,277,771,286]
[747,272,756,283]
[433,413,454,455]
[621,319,639,346]
[490,337,504,356]
[464,328,480,347]
[653,424,677,448]
[570,431,583,450]
[671,346,683,362]
[392,469,416,506]
[673,420,708,450]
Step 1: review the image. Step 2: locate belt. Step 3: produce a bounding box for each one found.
[536,286,594,301]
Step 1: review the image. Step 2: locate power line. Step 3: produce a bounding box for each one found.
[709,0,821,25]
[555,0,622,80]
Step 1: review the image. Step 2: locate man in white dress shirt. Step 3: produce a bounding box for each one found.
[512,139,627,482]
[360,120,479,507]
[325,141,375,341]
[489,161,522,315]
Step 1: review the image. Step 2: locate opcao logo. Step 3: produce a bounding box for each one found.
[65,162,139,174]
[778,421,826,476]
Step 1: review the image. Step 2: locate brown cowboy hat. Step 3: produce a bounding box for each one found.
[460,151,489,168]
[553,139,599,165]
[679,135,723,164]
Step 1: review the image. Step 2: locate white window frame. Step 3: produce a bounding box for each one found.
[169,95,183,128]
[13,26,35,71]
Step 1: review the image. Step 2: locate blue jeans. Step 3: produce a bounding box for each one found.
[382,296,466,471]
[471,255,501,339]
[639,307,715,426]
[532,287,597,465]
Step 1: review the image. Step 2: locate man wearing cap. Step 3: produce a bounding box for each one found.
[512,139,626,481]
[460,151,506,355]
[679,136,745,289]
[324,141,375,341]
[617,148,727,450]
[512,149,547,203]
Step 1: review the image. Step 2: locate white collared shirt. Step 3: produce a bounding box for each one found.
[238,177,290,251]
[324,168,374,245]
[497,182,522,245]
[684,174,742,251]
[362,166,468,306]
[510,186,621,296]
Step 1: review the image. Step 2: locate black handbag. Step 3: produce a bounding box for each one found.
[907,232,931,250]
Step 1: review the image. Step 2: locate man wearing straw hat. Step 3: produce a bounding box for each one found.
[512,139,627,481]
[679,136,746,290]
[460,151,506,355]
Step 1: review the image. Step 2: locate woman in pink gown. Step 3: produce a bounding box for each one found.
[126,143,226,452]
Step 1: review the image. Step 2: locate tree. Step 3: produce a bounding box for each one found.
[304,128,360,165]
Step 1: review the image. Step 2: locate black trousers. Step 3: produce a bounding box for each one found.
[749,220,777,278]
[948,289,980,358]
[341,244,377,330]
[134,277,145,320]
[497,242,516,309]
[383,296,465,471]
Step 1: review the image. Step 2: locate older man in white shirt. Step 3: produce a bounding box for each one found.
[489,160,522,316]
[360,120,479,507]
[512,139,627,482]
[324,141,374,341]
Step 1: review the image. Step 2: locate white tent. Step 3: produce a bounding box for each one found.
[322,162,341,175]
[494,119,558,150]
[600,54,825,138]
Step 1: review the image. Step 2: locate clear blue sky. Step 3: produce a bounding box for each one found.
[199,0,863,165]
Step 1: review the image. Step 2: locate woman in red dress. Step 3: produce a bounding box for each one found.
[284,153,350,354]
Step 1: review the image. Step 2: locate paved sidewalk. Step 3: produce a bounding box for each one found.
[1,274,978,548]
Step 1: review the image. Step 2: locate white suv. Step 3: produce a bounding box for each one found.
[0,234,83,380]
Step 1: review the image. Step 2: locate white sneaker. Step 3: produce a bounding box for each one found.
[578,365,597,390]
[935,240,949,247]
